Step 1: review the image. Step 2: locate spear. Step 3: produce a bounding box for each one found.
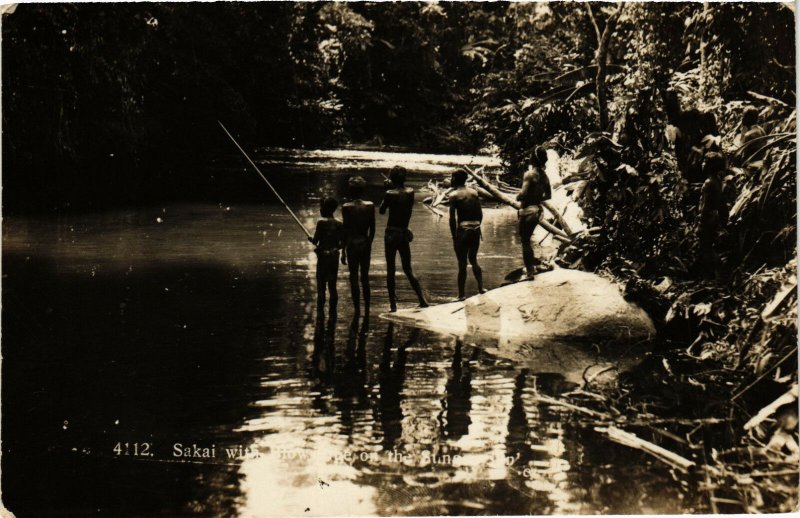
[218,121,312,239]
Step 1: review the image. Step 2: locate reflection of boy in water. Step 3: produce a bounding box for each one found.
[309,197,344,312]
[342,176,375,314]
[517,146,552,279]
[379,166,428,312]
[448,168,485,300]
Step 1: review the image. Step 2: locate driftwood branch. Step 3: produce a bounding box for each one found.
[744,384,799,431]
[542,200,575,235]
[534,394,608,418]
[595,425,696,472]
[422,202,445,218]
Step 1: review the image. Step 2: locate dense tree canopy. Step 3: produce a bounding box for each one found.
[2,2,795,213]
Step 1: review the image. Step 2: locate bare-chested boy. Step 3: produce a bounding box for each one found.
[517,146,552,278]
[448,168,485,300]
[341,176,375,315]
[379,166,428,312]
[309,196,344,313]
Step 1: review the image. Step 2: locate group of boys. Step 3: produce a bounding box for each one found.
[310,150,554,315]
[309,166,428,317]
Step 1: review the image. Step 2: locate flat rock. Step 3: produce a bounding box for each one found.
[380,268,655,344]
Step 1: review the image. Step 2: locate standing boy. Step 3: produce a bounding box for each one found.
[517,146,552,279]
[379,166,428,312]
[309,197,344,313]
[448,168,485,300]
[342,176,375,315]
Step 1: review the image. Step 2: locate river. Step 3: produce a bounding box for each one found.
[2,149,698,515]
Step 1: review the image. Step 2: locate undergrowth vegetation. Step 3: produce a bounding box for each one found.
[462,3,796,512]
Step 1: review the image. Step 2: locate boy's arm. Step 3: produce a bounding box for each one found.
[542,170,552,201]
[368,206,376,243]
[379,193,389,215]
[449,203,457,239]
[340,209,349,263]
[336,221,345,249]
[309,221,321,245]
[517,172,532,201]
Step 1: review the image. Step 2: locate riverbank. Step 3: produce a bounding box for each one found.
[534,143,798,513]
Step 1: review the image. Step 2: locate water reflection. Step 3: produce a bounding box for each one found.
[311,308,337,384]
[441,340,474,441]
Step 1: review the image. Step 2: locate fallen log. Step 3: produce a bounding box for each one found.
[595,425,696,472]
[422,202,445,218]
[533,394,609,418]
[465,166,520,207]
[474,185,499,201]
[542,200,574,235]
[761,278,797,320]
[744,384,799,431]
[541,222,571,243]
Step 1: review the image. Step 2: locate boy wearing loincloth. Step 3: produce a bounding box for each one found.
[517,146,552,279]
[448,168,485,301]
[309,197,344,313]
[379,166,428,312]
[342,176,375,315]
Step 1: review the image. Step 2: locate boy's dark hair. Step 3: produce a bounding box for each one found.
[390,166,407,186]
[530,146,548,168]
[348,176,366,198]
[742,106,760,127]
[451,168,468,187]
[320,196,338,217]
[703,152,726,176]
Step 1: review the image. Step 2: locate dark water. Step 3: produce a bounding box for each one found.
[2,156,696,516]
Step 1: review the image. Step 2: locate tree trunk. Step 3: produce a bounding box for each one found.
[594,4,623,131]
[700,1,709,93]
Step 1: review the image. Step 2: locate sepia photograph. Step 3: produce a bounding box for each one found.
[1,1,797,516]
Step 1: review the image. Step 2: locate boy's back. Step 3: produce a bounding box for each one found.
[381,188,415,229]
[449,187,483,224]
[313,217,344,251]
[342,200,375,241]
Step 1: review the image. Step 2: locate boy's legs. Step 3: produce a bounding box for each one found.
[385,237,398,311]
[359,246,371,312]
[454,232,469,300]
[347,244,361,312]
[398,240,426,306]
[316,260,327,310]
[467,231,484,294]
[519,213,538,276]
[327,253,340,314]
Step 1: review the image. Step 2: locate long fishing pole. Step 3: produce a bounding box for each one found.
[218,121,312,239]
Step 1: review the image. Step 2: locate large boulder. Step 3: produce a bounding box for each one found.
[381,268,655,344]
